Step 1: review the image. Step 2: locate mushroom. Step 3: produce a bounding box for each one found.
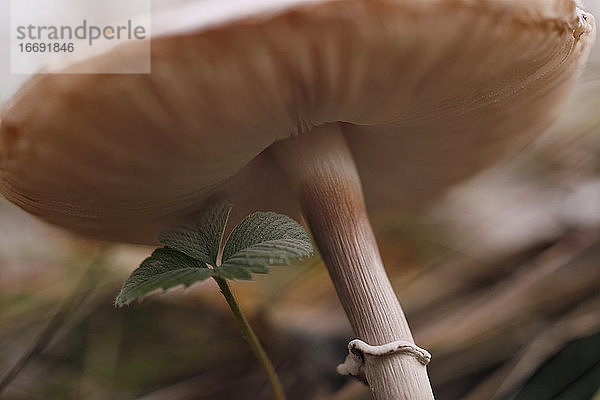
[0,0,595,399]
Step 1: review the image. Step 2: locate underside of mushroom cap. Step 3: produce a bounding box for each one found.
[0,0,595,243]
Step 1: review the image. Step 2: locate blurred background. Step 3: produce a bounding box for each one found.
[1,1,600,399]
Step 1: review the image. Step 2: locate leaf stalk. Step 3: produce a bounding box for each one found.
[214,276,286,400]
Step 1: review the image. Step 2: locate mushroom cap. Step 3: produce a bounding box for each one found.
[0,0,595,244]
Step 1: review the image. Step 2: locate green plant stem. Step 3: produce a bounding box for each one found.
[214,277,286,400]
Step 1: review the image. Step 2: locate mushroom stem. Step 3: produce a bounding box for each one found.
[271,124,435,400]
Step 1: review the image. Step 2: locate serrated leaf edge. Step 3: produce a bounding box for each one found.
[115,267,214,306]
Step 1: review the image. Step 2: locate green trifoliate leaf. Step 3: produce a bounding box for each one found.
[216,265,253,281]
[218,212,313,277]
[115,247,213,306]
[116,200,314,307]
[158,199,232,266]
